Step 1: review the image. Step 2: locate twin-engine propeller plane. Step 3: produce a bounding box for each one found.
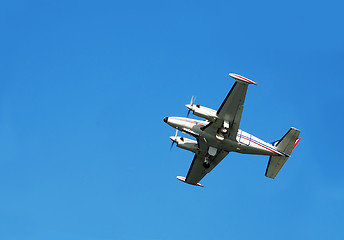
[164,73,301,187]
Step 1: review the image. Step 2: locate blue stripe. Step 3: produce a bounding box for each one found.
[237,134,288,156]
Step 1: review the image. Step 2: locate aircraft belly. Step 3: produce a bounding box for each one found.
[190,127,280,156]
[199,132,237,152]
[239,146,271,155]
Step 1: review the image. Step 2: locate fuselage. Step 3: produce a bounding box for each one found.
[164,116,287,157]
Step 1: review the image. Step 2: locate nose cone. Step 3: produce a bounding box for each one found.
[185,104,191,110]
[169,136,177,142]
[163,117,168,123]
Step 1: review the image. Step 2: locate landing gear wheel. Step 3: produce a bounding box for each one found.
[216,133,225,141]
[203,161,210,169]
[220,127,228,134]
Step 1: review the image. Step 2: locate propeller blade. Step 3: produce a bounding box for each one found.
[174,129,178,138]
[170,129,179,151]
[187,96,196,117]
[190,96,196,106]
[186,109,191,118]
[170,141,175,151]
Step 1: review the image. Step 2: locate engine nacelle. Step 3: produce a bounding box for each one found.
[185,104,217,122]
[169,136,198,153]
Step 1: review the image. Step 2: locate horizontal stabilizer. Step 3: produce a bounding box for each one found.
[176,176,204,187]
[265,156,288,179]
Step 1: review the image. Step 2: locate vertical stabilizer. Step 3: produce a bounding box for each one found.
[275,127,301,156]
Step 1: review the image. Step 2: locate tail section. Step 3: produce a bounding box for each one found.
[275,127,301,156]
[265,128,301,179]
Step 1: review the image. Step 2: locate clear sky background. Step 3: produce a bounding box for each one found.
[1,0,344,239]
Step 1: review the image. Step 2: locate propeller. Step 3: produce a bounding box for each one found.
[170,129,179,150]
[186,96,196,117]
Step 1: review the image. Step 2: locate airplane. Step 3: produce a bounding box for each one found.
[163,73,301,187]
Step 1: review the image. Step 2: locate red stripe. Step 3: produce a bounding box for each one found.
[173,118,206,126]
[239,136,283,156]
[292,138,301,151]
[232,74,256,85]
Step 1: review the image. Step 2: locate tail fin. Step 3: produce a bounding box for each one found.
[265,128,301,179]
[275,127,301,156]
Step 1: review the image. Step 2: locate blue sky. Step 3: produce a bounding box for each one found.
[1,0,344,239]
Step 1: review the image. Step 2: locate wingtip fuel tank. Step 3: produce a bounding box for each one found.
[229,73,258,85]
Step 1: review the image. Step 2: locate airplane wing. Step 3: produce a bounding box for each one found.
[202,74,257,140]
[183,138,229,186]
